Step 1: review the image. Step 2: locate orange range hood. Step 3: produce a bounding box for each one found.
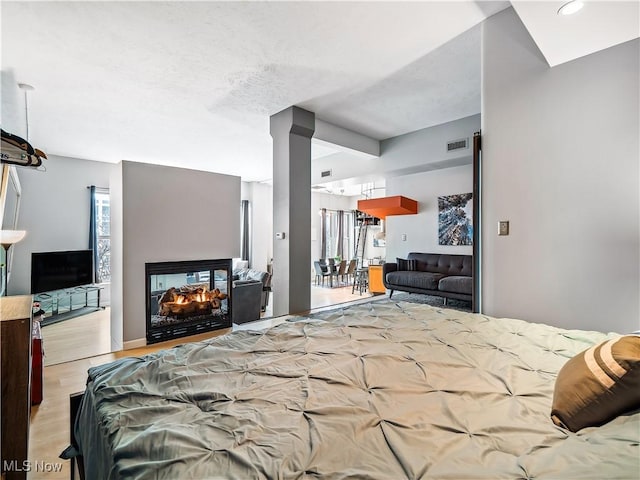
[357,196,418,220]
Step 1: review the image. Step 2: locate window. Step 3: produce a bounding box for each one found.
[95,191,110,283]
[321,210,354,261]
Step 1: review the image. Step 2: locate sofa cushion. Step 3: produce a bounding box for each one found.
[438,276,472,295]
[234,268,269,288]
[386,271,446,290]
[396,258,418,271]
[407,253,472,276]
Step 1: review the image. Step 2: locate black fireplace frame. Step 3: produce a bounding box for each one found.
[145,258,232,344]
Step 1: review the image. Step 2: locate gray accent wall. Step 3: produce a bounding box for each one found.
[482,8,639,332]
[313,114,480,186]
[270,107,314,316]
[380,114,479,173]
[112,161,241,343]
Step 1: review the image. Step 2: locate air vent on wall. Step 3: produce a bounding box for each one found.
[320,169,332,178]
[447,138,469,152]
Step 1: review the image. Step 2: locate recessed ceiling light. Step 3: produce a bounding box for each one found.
[558,0,584,16]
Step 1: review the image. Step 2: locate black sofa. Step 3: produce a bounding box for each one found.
[383,253,472,303]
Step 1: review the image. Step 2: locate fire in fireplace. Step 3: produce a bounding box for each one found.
[155,284,226,324]
[146,259,232,344]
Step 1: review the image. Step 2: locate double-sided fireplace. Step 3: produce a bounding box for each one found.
[145,259,232,344]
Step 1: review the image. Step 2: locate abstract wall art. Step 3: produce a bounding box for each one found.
[438,193,473,246]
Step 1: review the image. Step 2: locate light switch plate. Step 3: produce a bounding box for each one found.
[401,234,407,241]
[498,221,509,236]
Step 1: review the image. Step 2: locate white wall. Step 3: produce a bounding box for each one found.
[482,8,639,332]
[8,155,115,295]
[241,181,273,272]
[113,161,240,343]
[386,165,473,262]
[362,224,386,263]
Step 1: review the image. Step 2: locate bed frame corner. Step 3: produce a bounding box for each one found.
[69,391,86,480]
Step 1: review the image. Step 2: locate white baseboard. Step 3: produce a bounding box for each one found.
[123,338,147,350]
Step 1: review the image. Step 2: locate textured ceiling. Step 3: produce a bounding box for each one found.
[304,23,482,140]
[1,1,508,181]
[2,2,635,183]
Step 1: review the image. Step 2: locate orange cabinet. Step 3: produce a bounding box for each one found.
[368,265,385,294]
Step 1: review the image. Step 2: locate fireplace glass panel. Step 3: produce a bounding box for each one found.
[146,259,231,344]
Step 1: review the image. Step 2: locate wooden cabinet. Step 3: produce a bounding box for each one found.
[368,265,385,294]
[1,295,32,480]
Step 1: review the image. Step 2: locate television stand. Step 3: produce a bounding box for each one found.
[34,285,104,327]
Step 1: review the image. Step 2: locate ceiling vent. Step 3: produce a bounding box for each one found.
[447,138,469,152]
[320,169,332,178]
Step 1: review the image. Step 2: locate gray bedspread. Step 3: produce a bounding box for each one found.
[76,300,640,479]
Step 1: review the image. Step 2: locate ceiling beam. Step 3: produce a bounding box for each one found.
[313,119,380,158]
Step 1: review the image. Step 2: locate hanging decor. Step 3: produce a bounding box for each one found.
[1,129,47,168]
[0,83,47,169]
[438,193,473,246]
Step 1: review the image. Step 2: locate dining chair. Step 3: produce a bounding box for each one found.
[313,261,330,286]
[345,259,357,284]
[327,258,336,272]
[335,260,348,286]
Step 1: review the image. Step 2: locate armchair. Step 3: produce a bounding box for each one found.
[233,268,272,312]
[231,280,263,324]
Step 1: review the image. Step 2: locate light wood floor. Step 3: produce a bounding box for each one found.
[41,308,111,366]
[28,284,375,479]
[310,281,372,309]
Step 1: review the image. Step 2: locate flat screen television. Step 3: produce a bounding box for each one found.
[31,250,94,294]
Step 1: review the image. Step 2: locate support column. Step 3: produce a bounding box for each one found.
[270,106,315,317]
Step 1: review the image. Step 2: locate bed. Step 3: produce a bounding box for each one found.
[73,299,640,479]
